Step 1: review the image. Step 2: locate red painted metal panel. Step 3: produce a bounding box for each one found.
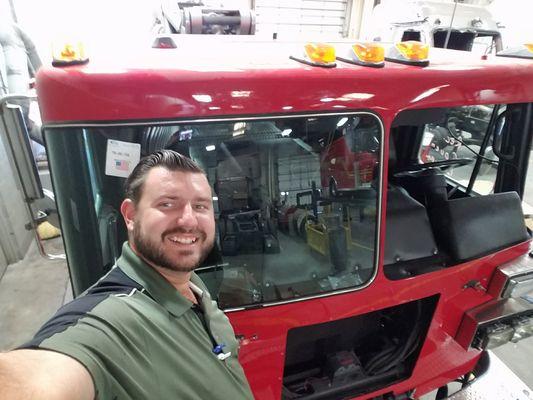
[36,42,533,125]
[228,242,529,398]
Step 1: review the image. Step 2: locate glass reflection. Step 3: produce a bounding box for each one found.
[51,114,382,308]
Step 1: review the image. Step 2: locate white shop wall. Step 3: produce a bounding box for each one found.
[278,154,321,205]
[254,0,351,39]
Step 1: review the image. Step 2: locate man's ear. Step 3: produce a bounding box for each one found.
[120,199,136,232]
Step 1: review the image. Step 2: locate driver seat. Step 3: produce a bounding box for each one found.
[388,136,449,208]
[392,171,448,208]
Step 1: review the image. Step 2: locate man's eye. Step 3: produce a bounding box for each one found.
[160,202,173,208]
[195,204,208,210]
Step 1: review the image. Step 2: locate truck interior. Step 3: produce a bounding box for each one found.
[41,102,531,399]
[384,104,530,280]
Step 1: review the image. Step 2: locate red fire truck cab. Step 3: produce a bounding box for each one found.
[15,37,533,399]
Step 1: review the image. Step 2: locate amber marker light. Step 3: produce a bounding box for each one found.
[52,41,88,66]
[353,43,384,63]
[290,42,337,68]
[336,42,385,67]
[525,44,533,53]
[386,40,429,67]
[396,41,429,61]
[305,43,336,64]
[152,36,177,49]
[351,42,385,67]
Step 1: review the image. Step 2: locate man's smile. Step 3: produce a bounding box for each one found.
[167,235,199,245]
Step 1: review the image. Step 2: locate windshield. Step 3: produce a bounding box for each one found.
[45,113,383,308]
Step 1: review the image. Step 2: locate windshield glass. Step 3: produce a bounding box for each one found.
[45,113,383,308]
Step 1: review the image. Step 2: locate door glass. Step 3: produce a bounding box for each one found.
[418,105,500,195]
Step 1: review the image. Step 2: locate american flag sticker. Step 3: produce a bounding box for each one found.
[115,159,130,171]
[105,139,141,178]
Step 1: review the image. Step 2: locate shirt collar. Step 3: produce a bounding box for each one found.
[117,242,206,317]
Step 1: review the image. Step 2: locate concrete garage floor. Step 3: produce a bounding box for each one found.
[0,237,532,397]
[0,237,72,350]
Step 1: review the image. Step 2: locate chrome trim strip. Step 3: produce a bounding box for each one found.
[42,111,380,128]
[455,297,533,349]
[504,274,533,299]
[488,251,533,298]
[499,253,533,280]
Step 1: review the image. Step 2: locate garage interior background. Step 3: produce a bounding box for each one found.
[1,0,533,394]
[4,0,533,62]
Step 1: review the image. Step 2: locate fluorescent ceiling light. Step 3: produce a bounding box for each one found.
[337,117,349,127]
[192,94,212,103]
[281,129,292,137]
[231,91,251,97]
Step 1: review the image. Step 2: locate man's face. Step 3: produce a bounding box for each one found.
[124,167,215,273]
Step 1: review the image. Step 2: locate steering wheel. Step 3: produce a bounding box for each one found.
[394,158,473,177]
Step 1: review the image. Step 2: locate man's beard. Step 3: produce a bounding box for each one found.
[132,222,213,273]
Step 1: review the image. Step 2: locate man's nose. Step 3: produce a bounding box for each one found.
[177,202,198,229]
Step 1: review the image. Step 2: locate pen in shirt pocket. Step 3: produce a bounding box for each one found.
[213,344,231,360]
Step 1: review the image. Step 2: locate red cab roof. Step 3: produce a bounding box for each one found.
[36,36,533,125]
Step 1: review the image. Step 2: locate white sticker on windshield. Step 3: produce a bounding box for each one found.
[105,139,141,178]
[421,131,434,146]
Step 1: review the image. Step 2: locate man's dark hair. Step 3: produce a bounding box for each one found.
[124,150,205,204]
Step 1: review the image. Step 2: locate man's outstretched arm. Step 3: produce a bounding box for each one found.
[0,349,95,400]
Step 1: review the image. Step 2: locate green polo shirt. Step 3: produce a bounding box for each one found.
[26,243,254,400]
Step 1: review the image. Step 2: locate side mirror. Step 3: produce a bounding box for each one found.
[492,110,515,161]
[1,94,65,260]
[1,99,43,201]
